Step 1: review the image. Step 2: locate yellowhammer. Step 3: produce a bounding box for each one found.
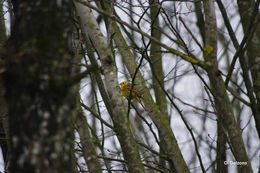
[119,81,142,100]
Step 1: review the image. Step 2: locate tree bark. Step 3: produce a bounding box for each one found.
[0,1,9,168]
[74,2,145,173]
[203,0,253,172]
[237,0,260,136]
[3,1,75,172]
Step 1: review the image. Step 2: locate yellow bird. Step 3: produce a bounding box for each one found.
[119,81,142,100]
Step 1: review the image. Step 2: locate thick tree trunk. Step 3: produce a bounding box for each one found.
[3,1,75,172]
[0,1,8,168]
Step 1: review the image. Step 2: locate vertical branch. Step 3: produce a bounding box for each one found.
[194,0,205,43]
[217,0,260,137]
[237,0,260,136]
[203,0,253,172]
[148,0,171,170]
[74,2,145,173]
[75,99,102,173]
